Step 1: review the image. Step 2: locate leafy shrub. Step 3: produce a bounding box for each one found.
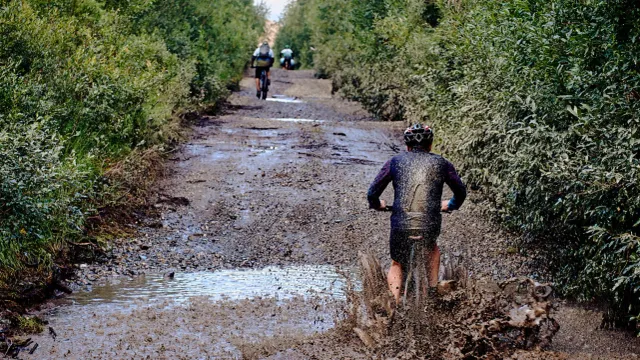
[278,0,640,326]
[0,0,263,284]
[0,123,86,272]
[124,0,265,100]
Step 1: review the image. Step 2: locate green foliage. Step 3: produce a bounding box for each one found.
[0,0,263,281]
[280,0,640,327]
[15,315,45,334]
[131,0,265,100]
[274,0,315,69]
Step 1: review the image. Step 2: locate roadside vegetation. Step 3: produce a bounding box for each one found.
[0,0,264,295]
[277,0,640,328]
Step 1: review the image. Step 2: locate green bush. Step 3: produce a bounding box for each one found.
[124,0,265,100]
[0,0,263,283]
[278,0,640,327]
[0,123,86,271]
[274,0,315,69]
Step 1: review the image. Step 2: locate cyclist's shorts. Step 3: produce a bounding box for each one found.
[254,66,270,79]
[390,228,439,270]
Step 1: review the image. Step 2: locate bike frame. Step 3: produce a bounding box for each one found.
[259,69,268,99]
[402,238,429,307]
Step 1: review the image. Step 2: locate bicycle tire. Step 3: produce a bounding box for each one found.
[402,241,430,310]
[261,70,269,99]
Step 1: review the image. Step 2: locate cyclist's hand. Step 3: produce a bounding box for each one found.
[377,199,387,211]
[441,200,451,213]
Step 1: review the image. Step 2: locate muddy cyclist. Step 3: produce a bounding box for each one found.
[367,124,467,304]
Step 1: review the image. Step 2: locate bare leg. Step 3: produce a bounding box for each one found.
[255,78,260,91]
[388,260,403,304]
[425,244,440,288]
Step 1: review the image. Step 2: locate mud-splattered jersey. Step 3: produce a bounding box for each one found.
[367,149,466,231]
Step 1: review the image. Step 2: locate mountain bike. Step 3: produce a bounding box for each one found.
[251,66,269,100]
[381,205,453,309]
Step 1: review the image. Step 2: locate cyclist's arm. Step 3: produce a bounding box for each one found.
[443,161,466,211]
[251,48,260,67]
[367,159,393,210]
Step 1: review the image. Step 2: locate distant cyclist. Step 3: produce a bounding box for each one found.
[251,41,274,99]
[280,45,294,70]
[367,124,466,304]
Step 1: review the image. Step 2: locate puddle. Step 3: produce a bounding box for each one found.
[266,96,304,103]
[268,118,325,123]
[183,143,281,163]
[69,265,356,306]
[23,266,358,359]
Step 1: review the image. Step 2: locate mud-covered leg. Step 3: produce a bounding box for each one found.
[387,260,403,304]
[426,244,440,289]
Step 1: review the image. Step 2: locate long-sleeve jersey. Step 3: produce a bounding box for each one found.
[367,149,466,231]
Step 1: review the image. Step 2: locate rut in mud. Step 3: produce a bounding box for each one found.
[11,69,640,359]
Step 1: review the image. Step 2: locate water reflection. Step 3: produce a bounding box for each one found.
[266,95,305,103]
[71,265,356,306]
[268,118,324,123]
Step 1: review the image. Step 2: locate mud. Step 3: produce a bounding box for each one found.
[11,69,640,359]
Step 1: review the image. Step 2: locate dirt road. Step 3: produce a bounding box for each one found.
[18,70,640,359]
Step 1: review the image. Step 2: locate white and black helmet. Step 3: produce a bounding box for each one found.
[403,124,434,147]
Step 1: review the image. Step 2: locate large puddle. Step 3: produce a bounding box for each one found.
[23,266,358,359]
[70,265,355,306]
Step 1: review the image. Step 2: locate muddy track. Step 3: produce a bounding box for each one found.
[15,70,640,359]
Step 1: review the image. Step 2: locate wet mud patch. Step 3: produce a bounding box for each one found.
[22,266,356,359]
[224,104,264,111]
[194,117,226,127]
[245,126,281,130]
[293,142,329,150]
[155,194,190,207]
[22,297,344,359]
[334,157,381,166]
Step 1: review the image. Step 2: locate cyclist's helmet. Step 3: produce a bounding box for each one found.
[403,124,434,147]
[262,41,269,46]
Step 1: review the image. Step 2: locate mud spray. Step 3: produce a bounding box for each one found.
[344,252,560,359]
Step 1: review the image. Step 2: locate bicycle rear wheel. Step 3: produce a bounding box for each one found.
[403,242,430,310]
